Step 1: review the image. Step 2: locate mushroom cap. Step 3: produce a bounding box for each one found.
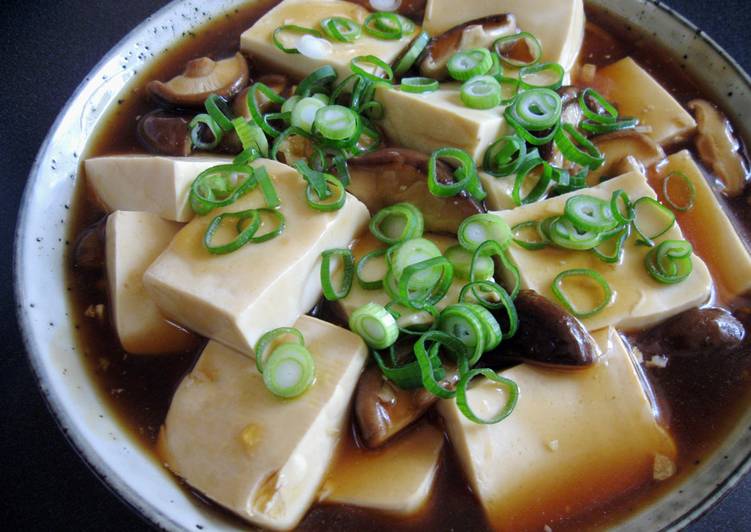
[347,147,485,234]
[689,99,749,198]
[136,110,192,156]
[148,52,249,107]
[586,130,666,186]
[419,14,517,80]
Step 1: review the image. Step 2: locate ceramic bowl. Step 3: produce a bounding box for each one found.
[14,0,751,529]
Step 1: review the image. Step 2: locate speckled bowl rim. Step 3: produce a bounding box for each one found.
[13,1,751,530]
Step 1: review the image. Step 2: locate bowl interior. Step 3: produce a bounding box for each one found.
[14,0,751,530]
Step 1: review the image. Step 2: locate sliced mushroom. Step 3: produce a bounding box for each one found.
[586,130,665,186]
[492,290,599,367]
[349,0,426,17]
[233,74,292,120]
[689,99,749,198]
[637,307,745,358]
[148,52,249,107]
[73,217,107,271]
[355,364,458,448]
[419,14,517,80]
[137,110,192,156]
[348,148,485,234]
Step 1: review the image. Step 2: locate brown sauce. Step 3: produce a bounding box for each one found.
[66,1,751,530]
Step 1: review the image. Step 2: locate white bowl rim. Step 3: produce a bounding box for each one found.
[13,1,751,530]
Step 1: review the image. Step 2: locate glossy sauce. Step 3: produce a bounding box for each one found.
[67,1,751,530]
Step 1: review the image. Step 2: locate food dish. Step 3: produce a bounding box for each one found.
[16,1,751,532]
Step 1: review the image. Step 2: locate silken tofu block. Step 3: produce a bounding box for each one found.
[479,173,515,211]
[496,171,713,331]
[321,422,443,514]
[655,150,751,297]
[438,327,676,531]
[596,57,697,146]
[336,232,466,321]
[85,155,232,222]
[422,0,585,71]
[106,211,195,354]
[159,316,368,531]
[240,0,416,80]
[375,84,507,163]
[143,158,369,354]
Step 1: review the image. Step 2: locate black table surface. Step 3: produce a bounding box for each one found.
[2,1,751,530]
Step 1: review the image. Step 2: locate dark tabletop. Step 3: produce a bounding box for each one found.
[1,1,751,530]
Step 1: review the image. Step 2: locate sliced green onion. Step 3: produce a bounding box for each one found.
[438,304,487,365]
[494,32,542,67]
[632,197,676,246]
[305,174,346,211]
[273,25,322,54]
[553,123,604,169]
[459,214,512,252]
[233,148,261,165]
[448,49,493,81]
[295,160,330,198]
[427,147,477,198]
[519,62,565,91]
[645,240,694,284]
[350,302,399,349]
[460,75,501,109]
[579,88,618,124]
[281,95,302,114]
[592,224,630,264]
[390,238,442,279]
[498,76,520,104]
[373,345,439,390]
[189,114,223,150]
[611,189,635,224]
[564,194,617,232]
[580,117,639,135]
[662,171,696,212]
[290,96,326,133]
[548,216,602,251]
[512,221,546,251]
[487,52,503,78]
[387,302,438,336]
[254,327,305,373]
[513,156,552,206]
[456,369,519,424]
[395,14,416,35]
[484,135,527,177]
[190,164,256,215]
[232,117,269,156]
[506,88,562,144]
[296,66,338,97]
[320,16,361,42]
[370,203,424,245]
[445,245,493,280]
[203,209,260,255]
[458,281,517,339]
[414,331,468,398]
[469,241,520,300]
[356,248,388,290]
[205,94,235,131]
[398,257,454,309]
[351,55,395,83]
[263,343,316,398]
[313,105,361,144]
[400,76,439,93]
[466,303,502,350]
[245,208,286,243]
[253,167,280,208]
[320,248,354,301]
[246,83,286,137]
[552,269,613,318]
[394,31,431,76]
[363,12,404,40]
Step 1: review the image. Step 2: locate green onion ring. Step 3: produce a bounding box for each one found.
[398,256,454,310]
[456,368,519,424]
[356,248,388,290]
[563,194,617,233]
[253,167,280,208]
[320,248,354,301]
[438,304,487,366]
[370,203,425,245]
[427,147,477,198]
[400,76,440,93]
[458,213,512,252]
[363,12,404,40]
[373,345,442,390]
[203,209,260,255]
[592,223,631,264]
[254,327,305,373]
[205,94,235,131]
[320,16,361,43]
[189,164,256,215]
[494,32,543,67]
[610,189,635,224]
[580,118,640,135]
[548,216,603,251]
[553,123,605,169]
[632,196,676,246]
[512,221,547,251]
[272,25,323,54]
[512,156,552,206]
[246,83,286,137]
[386,302,439,336]
[448,48,493,81]
[460,75,502,109]
[189,114,223,150]
[578,87,619,124]
[445,245,494,280]
[414,331,467,398]
[552,268,613,318]
[305,175,346,212]
[645,239,694,284]
[394,31,431,76]
[296,65,338,97]
[244,208,286,243]
[518,62,565,91]
[350,302,399,350]
[262,343,316,398]
[483,135,527,177]
[351,55,395,83]
[662,171,697,212]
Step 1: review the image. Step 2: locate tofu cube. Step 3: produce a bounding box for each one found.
[375,84,507,162]
[240,0,417,80]
[438,327,676,530]
[422,0,585,71]
[655,150,751,297]
[85,155,232,222]
[336,232,467,322]
[159,316,368,531]
[496,171,713,331]
[143,159,369,354]
[105,211,195,354]
[596,57,697,146]
[321,422,443,514]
